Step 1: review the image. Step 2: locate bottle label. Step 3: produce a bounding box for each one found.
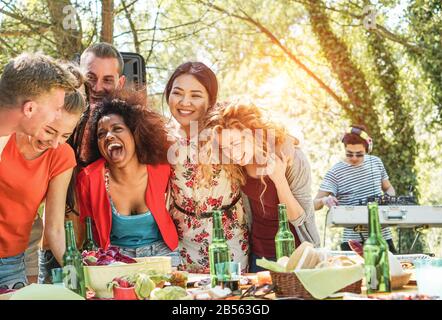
[63,265,78,290]
[366,265,379,289]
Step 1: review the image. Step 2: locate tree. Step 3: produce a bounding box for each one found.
[101,0,114,43]
[303,0,424,252]
[0,0,97,61]
[407,0,442,124]
[367,31,423,253]
[46,0,83,59]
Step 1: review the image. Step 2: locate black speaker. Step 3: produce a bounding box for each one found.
[121,52,146,88]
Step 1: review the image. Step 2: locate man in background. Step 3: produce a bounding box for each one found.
[314,125,397,252]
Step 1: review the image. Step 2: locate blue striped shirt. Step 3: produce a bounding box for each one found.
[320,155,392,241]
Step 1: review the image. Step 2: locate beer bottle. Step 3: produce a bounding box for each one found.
[81,216,98,252]
[62,220,86,297]
[208,210,231,287]
[275,204,295,259]
[363,202,391,293]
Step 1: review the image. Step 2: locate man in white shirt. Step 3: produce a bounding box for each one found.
[314,125,397,252]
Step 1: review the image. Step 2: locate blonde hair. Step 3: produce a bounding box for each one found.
[62,63,86,115]
[0,53,79,108]
[202,101,296,208]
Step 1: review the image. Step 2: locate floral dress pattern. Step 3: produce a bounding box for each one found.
[169,138,249,273]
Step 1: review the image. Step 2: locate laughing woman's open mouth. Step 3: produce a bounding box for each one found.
[106,142,125,162]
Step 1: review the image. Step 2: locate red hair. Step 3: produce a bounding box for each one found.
[342,124,370,151]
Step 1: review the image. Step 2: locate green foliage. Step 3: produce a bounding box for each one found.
[0,0,441,254]
[407,0,442,123]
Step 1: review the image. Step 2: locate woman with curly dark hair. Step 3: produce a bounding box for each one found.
[75,92,180,265]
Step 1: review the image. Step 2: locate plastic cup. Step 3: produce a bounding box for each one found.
[51,268,64,286]
[414,258,442,297]
[215,262,242,295]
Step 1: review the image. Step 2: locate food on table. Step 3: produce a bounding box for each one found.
[144,271,168,288]
[257,271,272,285]
[182,263,210,274]
[208,286,232,299]
[134,273,156,300]
[256,257,286,273]
[257,241,362,273]
[391,272,412,290]
[82,246,137,266]
[369,293,433,300]
[187,286,232,300]
[168,271,188,288]
[150,286,191,300]
[193,292,212,300]
[293,244,321,270]
[239,276,251,286]
[0,288,15,295]
[286,241,315,271]
[276,256,289,269]
[400,262,415,270]
[348,240,364,257]
[315,255,356,269]
[107,273,156,300]
[107,276,135,289]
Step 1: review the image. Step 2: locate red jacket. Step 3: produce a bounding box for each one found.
[76,158,178,251]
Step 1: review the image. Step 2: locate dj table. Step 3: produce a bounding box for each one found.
[325,205,442,253]
[326,205,442,228]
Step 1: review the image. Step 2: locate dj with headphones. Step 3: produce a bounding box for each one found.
[313,125,397,252]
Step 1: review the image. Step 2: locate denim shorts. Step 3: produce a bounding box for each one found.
[37,250,61,284]
[117,240,182,267]
[0,253,28,289]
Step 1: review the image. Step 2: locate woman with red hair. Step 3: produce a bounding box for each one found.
[204,102,320,272]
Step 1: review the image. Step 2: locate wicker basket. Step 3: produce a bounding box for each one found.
[269,271,362,300]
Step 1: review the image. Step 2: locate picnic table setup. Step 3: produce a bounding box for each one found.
[1,204,440,301]
[0,253,436,301]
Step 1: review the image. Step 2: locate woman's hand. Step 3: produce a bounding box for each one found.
[268,152,289,183]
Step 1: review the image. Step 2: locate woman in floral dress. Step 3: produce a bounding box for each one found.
[164,62,249,273]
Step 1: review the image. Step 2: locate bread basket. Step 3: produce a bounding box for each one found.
[270,271,362,300]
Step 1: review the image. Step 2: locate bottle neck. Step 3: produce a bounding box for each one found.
[278,209,290,231]
[212,212,225,242]
[85,218,94,241]
[368,203,382,237]
[65,223,77,252]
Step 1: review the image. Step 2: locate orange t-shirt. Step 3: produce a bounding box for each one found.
[0,134,76,258]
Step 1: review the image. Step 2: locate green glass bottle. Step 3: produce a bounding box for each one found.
[363,202,391,293]
[81,216,98,252]
[275,204,295,259]
[208,210,231,287]
[62,220,86,297]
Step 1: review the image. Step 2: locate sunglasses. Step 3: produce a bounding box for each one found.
[345,152,365,158]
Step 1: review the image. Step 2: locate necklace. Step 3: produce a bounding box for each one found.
[104,164,111,194]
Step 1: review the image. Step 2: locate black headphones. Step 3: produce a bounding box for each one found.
[341,127,373,153]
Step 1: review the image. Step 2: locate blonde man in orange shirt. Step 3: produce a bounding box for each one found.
[0,53,78,161]
[0,84,85,290]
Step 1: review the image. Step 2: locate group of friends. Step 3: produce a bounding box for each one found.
[0,42,396,290]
